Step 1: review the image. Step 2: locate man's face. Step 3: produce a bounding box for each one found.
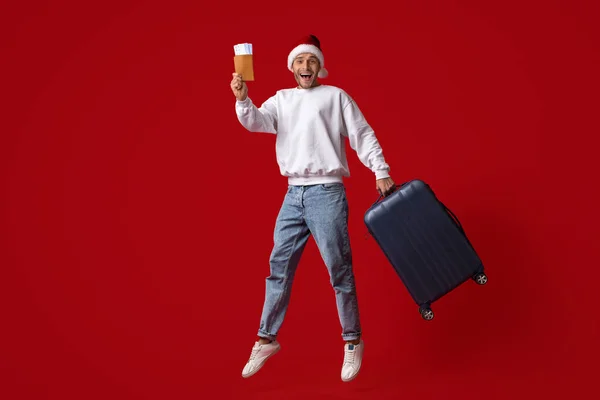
[292,53,321,89]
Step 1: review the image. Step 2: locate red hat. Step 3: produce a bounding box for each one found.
[287,34,328,78]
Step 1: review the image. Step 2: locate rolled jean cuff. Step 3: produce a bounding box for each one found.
[341,332,361,341]
[257,330,277,341]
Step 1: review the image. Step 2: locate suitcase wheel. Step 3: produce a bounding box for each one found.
[473,272,488,285]
[419,306,434,321]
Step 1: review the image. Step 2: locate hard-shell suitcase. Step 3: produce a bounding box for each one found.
[364,179,488,320]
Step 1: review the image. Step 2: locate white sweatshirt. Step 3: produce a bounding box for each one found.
[235,84,390,186]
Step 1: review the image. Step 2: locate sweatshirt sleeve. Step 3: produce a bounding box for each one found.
[235,95,278,134]
[342,99,391,180]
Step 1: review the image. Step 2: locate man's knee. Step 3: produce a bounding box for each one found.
[269,242,290,265]
[327,261,355,287]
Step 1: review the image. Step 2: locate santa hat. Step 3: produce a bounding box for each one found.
[287,34,328,78]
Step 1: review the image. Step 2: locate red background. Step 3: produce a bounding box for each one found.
[2,1,598,399]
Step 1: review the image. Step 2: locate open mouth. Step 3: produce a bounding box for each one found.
[299,73,313,82]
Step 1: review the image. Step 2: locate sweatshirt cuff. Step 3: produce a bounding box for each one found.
[375,169,390,180]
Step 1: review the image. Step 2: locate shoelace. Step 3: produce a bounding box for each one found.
[248,345,260,361]
[343,347,355,365]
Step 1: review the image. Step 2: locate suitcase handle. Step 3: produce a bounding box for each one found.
[372,181,406,204]
[437,199,483,255]
[439,201,465,235]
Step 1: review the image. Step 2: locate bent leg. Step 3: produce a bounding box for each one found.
[258,187,310,341]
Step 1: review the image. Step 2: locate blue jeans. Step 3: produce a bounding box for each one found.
[257,183,362,341]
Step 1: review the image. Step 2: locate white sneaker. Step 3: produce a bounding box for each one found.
[241,340,280,378]
[341,339,364,382]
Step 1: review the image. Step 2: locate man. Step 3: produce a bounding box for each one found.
[230,34,395,382]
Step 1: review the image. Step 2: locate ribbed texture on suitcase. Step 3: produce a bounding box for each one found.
[364,180,483,306]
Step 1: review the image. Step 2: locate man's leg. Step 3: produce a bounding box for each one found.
[242,186,310,378]
[303,183,364,382]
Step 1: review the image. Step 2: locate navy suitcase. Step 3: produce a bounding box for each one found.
[364,179,488,320]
